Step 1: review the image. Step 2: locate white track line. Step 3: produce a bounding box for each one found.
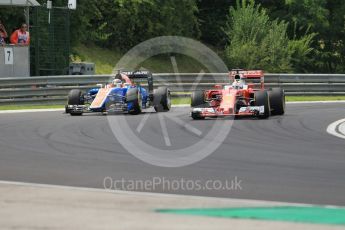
[0,108,65,114]
[327,118,345,140]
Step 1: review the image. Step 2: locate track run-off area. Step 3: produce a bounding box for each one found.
[0,102,345,206]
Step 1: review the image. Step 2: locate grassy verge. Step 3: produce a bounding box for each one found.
[286,96,345,101]
[172,97,190,105]
[73,44,206,74]
[0,105,64,111]
[1,96,345,111]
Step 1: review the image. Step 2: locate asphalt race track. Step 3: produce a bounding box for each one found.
[0,103,345,206]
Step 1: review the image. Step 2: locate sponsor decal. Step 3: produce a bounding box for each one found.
[239,106,265,114]
[90,88,112,109]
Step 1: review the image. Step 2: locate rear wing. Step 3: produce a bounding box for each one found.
[229,70,264,79]
[121,70,154,96]
[122,71,153,79]
[229,69,265,89]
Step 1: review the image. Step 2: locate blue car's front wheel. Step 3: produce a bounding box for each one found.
[127,88,142,115]
[67,89,84,116]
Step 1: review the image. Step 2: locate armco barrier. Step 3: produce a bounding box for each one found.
[0,73,344,105]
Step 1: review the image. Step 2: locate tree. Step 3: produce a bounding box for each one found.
[225,0,291,72]
[283,0,329,37]
[31,0,200,50]
[318,0,345,72]
[224,0,315,72]
[75,0,200,50]
[196,0,234,47]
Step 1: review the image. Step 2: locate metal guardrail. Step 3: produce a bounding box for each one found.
[0,73,345,105]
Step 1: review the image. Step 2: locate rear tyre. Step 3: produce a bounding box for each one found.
[67,89,84,116]
[254,91,270,119]
[127,88,142,115]
[153,87,171,112]
[269,88,285,115]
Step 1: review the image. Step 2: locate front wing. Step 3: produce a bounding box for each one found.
[191,106,265,118]
[66,103,129,114]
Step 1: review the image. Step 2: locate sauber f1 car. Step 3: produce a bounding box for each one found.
[65,71,171,116]
[191,69,285,119]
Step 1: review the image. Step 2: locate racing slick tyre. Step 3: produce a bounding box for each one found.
[269,88,285,115]
[191,111,205,120]
[191,91,207,120]
[254,91,270,119]
[127,88,142,115]
[67,89,84,116]
[153,87,171,112]
[191,91,206,108]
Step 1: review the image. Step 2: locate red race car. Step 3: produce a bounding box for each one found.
[191,69,285,119]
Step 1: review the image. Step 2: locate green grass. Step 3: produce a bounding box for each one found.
[286,95,345,101]
[73,44,206,74]
[0,105,64,111]
[172,97,191,105]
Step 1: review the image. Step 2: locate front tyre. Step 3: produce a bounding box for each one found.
[254,91,270,119]
[191,91,206,107]
[127,88,142,115]
[191,111,205,120]
[67,89,84,116]
[191,91,208,120]
[153,87,171,112]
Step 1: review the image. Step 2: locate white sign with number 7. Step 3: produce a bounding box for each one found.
[4,47,14,65]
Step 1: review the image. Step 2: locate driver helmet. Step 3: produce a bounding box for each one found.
[232,74,244,89]
[113,79,122,88]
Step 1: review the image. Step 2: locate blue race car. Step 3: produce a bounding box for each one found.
[65,71,171,116]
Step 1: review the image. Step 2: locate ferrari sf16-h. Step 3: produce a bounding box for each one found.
[191,69,285,119]
[65,71,171,116]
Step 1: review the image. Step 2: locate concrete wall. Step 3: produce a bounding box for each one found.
[0,46,30,78]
